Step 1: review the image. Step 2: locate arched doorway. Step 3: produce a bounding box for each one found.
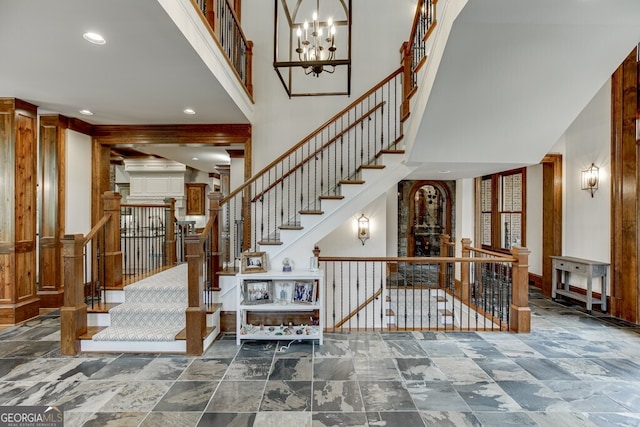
[407,181,452,257]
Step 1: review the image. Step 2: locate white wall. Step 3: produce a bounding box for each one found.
[526,164,542,276]
[555,80,611,293]
[317,194,387,257]
[563,80,611,264]
[243,0,417,172]
[386,186,399,256]
[65,130,92,234]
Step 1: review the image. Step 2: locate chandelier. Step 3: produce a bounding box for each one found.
[295,5,337,76]
[274,0,352,97]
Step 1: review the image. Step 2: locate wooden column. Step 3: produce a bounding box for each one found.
[246,40,254,97]
[38,115,68,308]
[610,48,639,323]
[0,98,40,325]
[60,234,87,355]
[164,197,176,266]
[186,234,205,356]
[541,154,562,298]
[208,192,223,291]
[102,192,122,289]
[510,246,531,333]
[400,41,412,122]
[460,238,471,303]
[438,234,450,288]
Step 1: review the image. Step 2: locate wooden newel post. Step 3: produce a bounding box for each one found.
[438,234,450,288]
[206,0,215,31]
[60,234,87,355]
[185,234,205,356]
[164,197,176,266]
[209,191,223,291]
[400,41,412,121]
[510,246,531,333]
[102,191,122,288]
[246,40,254,97]
[460,238,471,303]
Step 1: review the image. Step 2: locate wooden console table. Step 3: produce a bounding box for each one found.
[550,256,608,312]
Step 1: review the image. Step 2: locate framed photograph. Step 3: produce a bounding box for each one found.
[241,251,267,274]
[274,281,293,303]
[243,280,272,304]
[292,281,317,304]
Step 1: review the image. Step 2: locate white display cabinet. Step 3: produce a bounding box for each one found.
[236,270,323,345]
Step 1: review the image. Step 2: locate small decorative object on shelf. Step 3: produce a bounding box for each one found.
[309,256,319,272]
[282,257,293,272]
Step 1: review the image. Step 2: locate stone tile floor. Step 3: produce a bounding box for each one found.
[1,289,640,426]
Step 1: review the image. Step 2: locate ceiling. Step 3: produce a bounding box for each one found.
[2,0,640,178]
[405,0,640,179]
[0,0,248,173]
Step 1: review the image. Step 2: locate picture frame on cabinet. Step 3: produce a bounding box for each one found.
[274,281,293,304]
[241,251,267,274]
[242,280,272,305]
[292,281,316,304]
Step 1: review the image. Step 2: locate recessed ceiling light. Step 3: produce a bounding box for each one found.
[183,108,196,115]
[79,109,94,116]
[192,157,199,161]
[83,32,106,45]
[438,170,451,174]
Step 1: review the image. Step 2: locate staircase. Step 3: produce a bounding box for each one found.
[82,264,220,353]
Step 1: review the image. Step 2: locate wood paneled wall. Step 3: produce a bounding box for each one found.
[0,98,40,325]
[38,115,67,307]
[610,48,640,323]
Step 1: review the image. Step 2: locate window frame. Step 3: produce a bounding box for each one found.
[476,167,526,253]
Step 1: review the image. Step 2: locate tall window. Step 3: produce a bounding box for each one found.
[478,168,526,251]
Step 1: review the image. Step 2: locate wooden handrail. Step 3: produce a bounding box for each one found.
[464,245,512,259]
[335,287,383,329]
[221,67,403,205]
[251,101,386,202]
[121,202,173,208]
[319,256,516,264]
[83,214,110,246]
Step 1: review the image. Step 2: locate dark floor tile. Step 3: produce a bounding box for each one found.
[514,358,579,381]
[366,411,425,427]
[269,357,312,380]
[81,411,147,426]
[473,411,538,426]
[419,411,481,427]
[312,380,363,412]
[314,358,355,380]
[496,380,572,411]
[152,381,217,412]
[205,380,264,412]
[312,412,367,427]
[259,380,311,411]
[359,380,415,411]
[197,412,256,427]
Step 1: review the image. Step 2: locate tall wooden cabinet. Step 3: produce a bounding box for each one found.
[0,98,40,325]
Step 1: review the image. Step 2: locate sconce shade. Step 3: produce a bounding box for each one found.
[581,163,599,198]
[357,213,370,245]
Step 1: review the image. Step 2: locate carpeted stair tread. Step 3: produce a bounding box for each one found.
[92,264,189,343]
[92,325,183,342]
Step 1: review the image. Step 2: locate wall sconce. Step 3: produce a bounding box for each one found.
[357,214,370,245]
[581,163,599,198]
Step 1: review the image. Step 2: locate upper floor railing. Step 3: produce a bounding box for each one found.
[195,0,254,99]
